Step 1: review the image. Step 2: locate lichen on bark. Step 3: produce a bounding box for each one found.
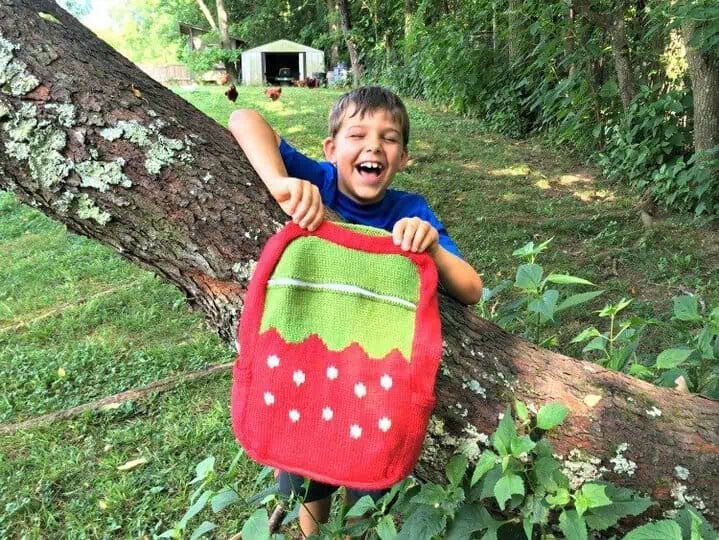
[0,34,40,96]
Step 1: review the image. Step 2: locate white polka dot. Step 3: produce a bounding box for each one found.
[326,365,338,380]
[322,407,333,421]
[263,392,275,406]
[380,374,393,390]
[267,355,280,368]
[354,382,367,399]
[289,409,300,422]
[350,424,362,439]
[378,417,391,432]
[293,370,305,386]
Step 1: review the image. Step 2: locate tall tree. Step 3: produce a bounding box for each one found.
[681,8,719,152]
[326,0,340,67]
[337,0,363,83]
[574,0,636,111]
[194,0,239,82]
[2,0,718,524]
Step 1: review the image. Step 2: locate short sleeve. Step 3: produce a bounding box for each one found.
[279,138,334,197]
[402,195,463,259]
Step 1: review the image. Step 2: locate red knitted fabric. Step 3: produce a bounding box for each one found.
[231,221,442,489]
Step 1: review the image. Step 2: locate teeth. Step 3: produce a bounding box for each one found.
[358,162,382,170]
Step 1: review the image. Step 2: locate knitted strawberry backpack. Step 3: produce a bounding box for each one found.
[231,220,442,489]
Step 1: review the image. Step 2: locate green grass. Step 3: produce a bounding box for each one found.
[1,85,718,537]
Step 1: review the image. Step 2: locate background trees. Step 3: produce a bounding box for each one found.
[101,0,716,215]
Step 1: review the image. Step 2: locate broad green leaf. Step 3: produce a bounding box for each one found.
[584,485,653,531]
[510,435,536,457]
[515,400,529,422]
[528,289,559,322]
[446,454,468,486]
[623,520,682,540]
[546,488,570,506]
[445,504,493,540]
[341,518,373,537]
[533,456,560,490]
[478,466,503,501]
[673,295,702,322]
[673,505,718,540]
[556,290,605,313]
[211,488,240,513]
[583,335,607,353]
[515,264,543,291]
[190,521,217,540]
[240,509,271,540]
[410,483,446,506]
[579,483,612,508]
[536,402,569,430]
[544,273,595,286]
[494,473,524,510]
[179,490,211,529]
[492,408,516,455]
[346,495,377,517]
[375,514,397,540]
[559,509,587,540]
[471,450,498,487]
[571,326,602,343]
[397,506,446,540]
[194,456,215,481]
[655,348,694,369]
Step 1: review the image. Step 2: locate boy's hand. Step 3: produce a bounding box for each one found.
[392,217,439,254]
[271,177,325,231]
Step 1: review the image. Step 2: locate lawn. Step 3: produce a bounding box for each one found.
[1,85,717,537]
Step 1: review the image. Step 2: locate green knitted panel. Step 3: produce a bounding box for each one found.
[334,222,391,237]
[270,236,420,304]
[260,287,415,360]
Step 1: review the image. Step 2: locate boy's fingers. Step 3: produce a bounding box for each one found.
[411,222,429,252]
[401,219,419,250]
[292,182,313,223]
[285,180,303,216]
[307,205,324,231]
[392,221,405,246]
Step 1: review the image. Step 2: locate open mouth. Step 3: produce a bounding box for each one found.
[355,161,385,180]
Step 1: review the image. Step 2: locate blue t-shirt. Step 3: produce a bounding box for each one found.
[279,139,462,258]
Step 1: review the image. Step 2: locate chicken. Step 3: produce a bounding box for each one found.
[265,86,282,101]
[225,83,238,103]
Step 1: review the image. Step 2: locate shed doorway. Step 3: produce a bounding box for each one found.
[264,52,300,84]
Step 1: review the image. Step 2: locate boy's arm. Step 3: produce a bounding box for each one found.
[393,217,482,305]
[228,109,324,231]
[429,245,483,305]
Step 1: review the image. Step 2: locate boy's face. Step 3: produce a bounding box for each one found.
[323,106,408,205]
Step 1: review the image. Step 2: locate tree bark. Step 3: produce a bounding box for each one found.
[215,0,239,83]
[326,0,340,67]
[336,0,363,84]
[1,0,718,526]
[574,0,636,111]
[682,18,719,152]
[194,0,218,32]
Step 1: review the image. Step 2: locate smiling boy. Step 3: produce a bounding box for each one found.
[228,86,481,535]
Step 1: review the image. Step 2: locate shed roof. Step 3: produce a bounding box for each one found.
[242,39,323,55]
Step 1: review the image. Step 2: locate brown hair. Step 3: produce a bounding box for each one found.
[328,86,410,147]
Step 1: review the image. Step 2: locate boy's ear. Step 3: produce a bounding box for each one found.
[323,137,336,163]
[399,147,409,171]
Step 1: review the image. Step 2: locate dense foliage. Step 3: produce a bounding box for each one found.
[84,0,717,217]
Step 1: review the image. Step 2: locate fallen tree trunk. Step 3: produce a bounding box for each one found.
[1,0,717,525]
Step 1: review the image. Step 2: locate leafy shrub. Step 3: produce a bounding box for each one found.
[165,402,718,538]
[593,85,718,215]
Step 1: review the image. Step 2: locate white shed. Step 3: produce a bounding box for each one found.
[241,39,325,86]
